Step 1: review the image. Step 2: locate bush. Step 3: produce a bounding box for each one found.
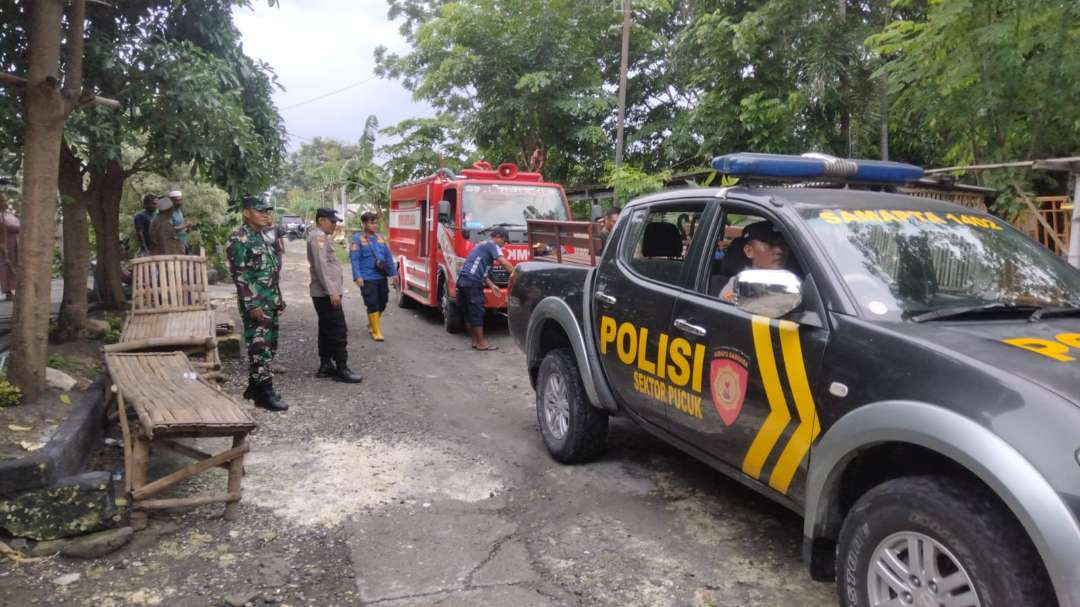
[104,329,121,345]
[0,379,21,408]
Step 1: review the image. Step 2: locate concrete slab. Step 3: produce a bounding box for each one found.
[473,539,537,587]
[349,511,517,603]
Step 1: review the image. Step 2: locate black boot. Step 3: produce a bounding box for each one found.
[254,380,289,411]
[316,357,337,378]
[243,379,258,401]
[333,358,363,383]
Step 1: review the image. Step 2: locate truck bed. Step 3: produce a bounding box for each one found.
[526,219,603,267]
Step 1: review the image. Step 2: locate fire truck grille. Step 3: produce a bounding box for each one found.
[489,267,510,287]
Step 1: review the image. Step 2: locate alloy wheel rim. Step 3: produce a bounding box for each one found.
[543,372,570,440]
[867,531,980,607]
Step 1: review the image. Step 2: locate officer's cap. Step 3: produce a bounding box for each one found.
[742,221,783,245]
[315,207,342,223]
[242,195,273,212]
[490,227,510,240]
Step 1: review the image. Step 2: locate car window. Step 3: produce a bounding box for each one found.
[703,209,805,301]
[619,203,706,287]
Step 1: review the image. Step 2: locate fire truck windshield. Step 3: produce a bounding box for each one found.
[461,184,568,230]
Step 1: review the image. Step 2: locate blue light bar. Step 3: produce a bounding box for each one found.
[711,153,924,184]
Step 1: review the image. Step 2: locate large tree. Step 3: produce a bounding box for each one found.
[1,0,90,399]
[376,0,617,184]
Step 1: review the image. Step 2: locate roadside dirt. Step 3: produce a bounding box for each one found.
[0,336,104,462]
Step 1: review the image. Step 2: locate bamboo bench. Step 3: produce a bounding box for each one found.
[104,254,220,374]
[105,352,256,528]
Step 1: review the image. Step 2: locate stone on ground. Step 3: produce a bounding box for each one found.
[60,526,133,558]
[45,367,77,392]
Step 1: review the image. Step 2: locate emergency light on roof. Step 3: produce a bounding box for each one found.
[711,153,924,184]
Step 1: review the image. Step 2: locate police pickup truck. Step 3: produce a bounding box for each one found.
[507,153,1080,607]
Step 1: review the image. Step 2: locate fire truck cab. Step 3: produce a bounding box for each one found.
[389,161,572,333]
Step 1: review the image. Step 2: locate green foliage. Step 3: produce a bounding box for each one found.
[0,378,20,408]
[605,164,671,203]
[46,355,75,371]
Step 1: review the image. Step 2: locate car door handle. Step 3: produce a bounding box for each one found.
[594,291,616,305]
[673,318,707,337]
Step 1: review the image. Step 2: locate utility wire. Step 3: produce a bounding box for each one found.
[280,75,379,111]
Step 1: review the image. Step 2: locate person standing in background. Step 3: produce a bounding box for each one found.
[149,197,185,256]
[350,211,398,342]
[0,196,19,300]
[133,194,156,256]
[167,190,194,253]
[308,208,362,382]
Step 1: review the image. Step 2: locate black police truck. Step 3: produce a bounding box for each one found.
[508,153,1080,607]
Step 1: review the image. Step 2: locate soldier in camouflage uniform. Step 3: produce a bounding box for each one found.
[226,196,288,411]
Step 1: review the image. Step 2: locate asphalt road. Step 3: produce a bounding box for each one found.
[0,239,836,606]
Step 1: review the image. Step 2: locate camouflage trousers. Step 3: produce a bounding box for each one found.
[242,309,280,384]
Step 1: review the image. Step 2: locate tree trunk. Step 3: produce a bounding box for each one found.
[86,160,126,309]
[9,0,66,400]
[57,143,89,342]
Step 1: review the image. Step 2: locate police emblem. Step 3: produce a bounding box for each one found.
[709,348,750,426]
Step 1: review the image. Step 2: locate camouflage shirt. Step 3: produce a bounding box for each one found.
[226,224,285,313]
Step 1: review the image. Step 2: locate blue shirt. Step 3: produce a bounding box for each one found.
[350,231,398,282]
[457,240,502,286]
[170,207,188,248]
[134,210,155,250]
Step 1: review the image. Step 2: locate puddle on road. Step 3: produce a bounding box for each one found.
[244,437,504,527]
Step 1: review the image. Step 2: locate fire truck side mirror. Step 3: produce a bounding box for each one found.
[437,199,452,225]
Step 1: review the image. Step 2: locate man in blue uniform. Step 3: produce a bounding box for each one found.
[350,211,398,342]
[456,227,514,350]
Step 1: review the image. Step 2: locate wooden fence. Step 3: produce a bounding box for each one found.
[1031,196,1073,256]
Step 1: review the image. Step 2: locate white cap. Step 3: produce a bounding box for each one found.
[156,197,173,211]
[168,190,182,198]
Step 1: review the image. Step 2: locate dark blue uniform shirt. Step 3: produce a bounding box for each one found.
[457,240,503,287]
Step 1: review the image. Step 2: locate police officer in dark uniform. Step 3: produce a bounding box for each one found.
[308,208,362,382]
[226,196,287,411]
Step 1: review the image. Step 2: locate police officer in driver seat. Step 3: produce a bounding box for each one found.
[719,221,788,302]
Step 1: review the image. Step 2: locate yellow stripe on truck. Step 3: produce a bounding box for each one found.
[742,316,791,479]
[767,320,821,494]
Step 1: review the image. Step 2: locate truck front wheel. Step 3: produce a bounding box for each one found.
[440,278,463,333]
[536,348,608,463]
[836,475,1053,607]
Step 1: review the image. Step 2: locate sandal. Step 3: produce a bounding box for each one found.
[472,344,499,351]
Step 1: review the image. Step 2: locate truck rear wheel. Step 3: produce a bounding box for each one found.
[836,475,1053,607]
[440,278,464,334]
[536,348,607,463]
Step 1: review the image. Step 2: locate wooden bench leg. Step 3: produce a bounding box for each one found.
[130,435,150,531]
[224,434,247,521]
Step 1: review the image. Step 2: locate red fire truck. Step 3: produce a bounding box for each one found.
[388,161,573,333]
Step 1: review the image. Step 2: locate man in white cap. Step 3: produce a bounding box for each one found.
[149,196,185,255]
[168,189,194,252]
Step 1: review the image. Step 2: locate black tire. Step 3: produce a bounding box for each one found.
[535,348,608,463]
[396,262,415,309]
[440,277,464,334]
[836,475,1054,607]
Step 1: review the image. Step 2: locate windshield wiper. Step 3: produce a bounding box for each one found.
[477,222,526,233]
[1029,306,1080,322]
[907,303,1039,323]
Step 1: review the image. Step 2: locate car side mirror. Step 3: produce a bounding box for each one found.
[734,269,802,318]
[437,199,451,225]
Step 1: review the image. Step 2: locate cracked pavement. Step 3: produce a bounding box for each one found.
[0,240,836,606]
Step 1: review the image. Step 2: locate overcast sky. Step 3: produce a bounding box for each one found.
[233,1,434,153]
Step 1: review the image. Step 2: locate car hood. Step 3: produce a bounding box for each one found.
[899,318,1080,405]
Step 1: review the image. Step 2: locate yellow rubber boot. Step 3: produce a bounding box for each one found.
[369,312,385,342]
